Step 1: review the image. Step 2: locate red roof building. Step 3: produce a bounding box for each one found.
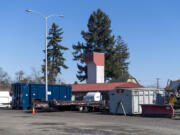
[71,82,144,100]
[72,82,143,92]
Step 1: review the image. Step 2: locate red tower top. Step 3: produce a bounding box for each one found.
[84,52,105,66]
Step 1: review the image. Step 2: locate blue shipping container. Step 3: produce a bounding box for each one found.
[11,83,72,110]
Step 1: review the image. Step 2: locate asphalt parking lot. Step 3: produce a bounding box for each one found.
[0,109,180,135]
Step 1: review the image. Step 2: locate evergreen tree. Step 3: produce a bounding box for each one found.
[42,23,68,84]
[111,35,130,82]
[72,9,115,82]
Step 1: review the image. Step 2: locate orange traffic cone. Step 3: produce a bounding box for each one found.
[32,107,36,114]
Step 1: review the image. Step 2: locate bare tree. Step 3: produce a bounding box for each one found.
[15,68,44,84]
[0,67,11,89]
[15,70,32,83]
[30,68,43,83]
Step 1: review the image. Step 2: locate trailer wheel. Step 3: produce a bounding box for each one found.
[79,106,83,111]
[84,107,89,112]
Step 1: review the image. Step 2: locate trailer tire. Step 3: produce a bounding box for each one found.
[84,107,89,112]
[79,106,83,112]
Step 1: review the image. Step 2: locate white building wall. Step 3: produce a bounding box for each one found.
[96,66,104,83]
[87,64,104,83]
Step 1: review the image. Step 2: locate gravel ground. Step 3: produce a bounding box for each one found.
[0,109,180,135]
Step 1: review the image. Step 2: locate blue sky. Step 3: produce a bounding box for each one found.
[0,0,180,87]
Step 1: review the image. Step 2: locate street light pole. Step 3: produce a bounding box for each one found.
[45,16,48,101]
[25,10,64,101]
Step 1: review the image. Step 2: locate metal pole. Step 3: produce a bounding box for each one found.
[156,78,160,89]
[45,17,48,101]
[25,9,64,102]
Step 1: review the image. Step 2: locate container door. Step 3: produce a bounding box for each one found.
[11,84,17,108]
[149,91,154,104]
[17,84,21,107]
[31,88,38,100]
[68,86,72,101]
[64,86,68,101]
[30,84,45,101]
[17,84,22,108]
[22,85,29,110]
[51,86,57,100]
[38,85,45,100]
[133,95,139,113]
[65,86,71,101]
[139,94,144,113]
[60,86,65,101]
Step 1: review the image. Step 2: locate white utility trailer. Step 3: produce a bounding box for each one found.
[0,91,12,108]
[109,88,165,115]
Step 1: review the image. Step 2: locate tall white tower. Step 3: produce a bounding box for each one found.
[84,52,105,84]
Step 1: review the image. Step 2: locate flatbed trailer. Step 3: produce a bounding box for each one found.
[52,101,87,111]
[52,100,109,112]
[33,100,109,112]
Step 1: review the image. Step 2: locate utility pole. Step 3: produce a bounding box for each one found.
[156,78,160,89]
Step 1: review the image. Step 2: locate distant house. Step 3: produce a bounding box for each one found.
[72,82,143,100]
[127,76,139,84]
